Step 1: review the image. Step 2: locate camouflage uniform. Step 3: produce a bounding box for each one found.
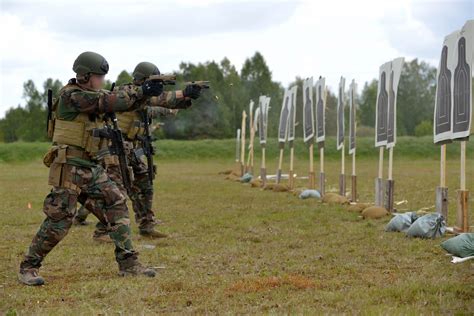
[74,101,185,235]
[19,66,161,284]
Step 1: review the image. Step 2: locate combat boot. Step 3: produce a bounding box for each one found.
[139,223,168,238]
[18,268,45,286]
[118,258,156,277]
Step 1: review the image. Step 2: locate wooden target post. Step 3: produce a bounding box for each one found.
[258,96,270,187]
[240,111,247,176]
[436,145,449,220]
[246,101,255,174]
[455,140,469,233]
[375,147,384,207]
[349,80,357,201]
[287,85,298,189]
[276,89,291,184]
[337,77,346,196]
[315,79,327,197]
[433,22,472,232]
[303,78,316,189]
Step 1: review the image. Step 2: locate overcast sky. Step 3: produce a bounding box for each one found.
[0,0,472,118]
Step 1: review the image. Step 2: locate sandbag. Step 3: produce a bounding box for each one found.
[361,206,389,219]
[385,212,419,232]
[272,184,290,192]
[240,173,253,183]
[250,179,263,188]
[346,203,370,213]
[263,183,276,190]
[299,189,321,199]
[322,193,349,205]
[406,213,446,239]
[441,233,474,258]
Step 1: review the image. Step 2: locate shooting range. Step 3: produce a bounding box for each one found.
[2,0,473,312]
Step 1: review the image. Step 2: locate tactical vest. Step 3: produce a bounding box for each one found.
[49,84,107,156]
[116,111,145,140]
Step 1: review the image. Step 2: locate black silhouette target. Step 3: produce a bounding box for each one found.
[453,37,471,135]
[376,71,388,144]
[435,45,452,137]
[317,85,325,141]
[337,84,344,147]
[278,95,290,142]
[303,86,314,142]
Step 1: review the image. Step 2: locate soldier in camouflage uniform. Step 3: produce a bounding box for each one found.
[18,52,166,286]
[73,61,201,241]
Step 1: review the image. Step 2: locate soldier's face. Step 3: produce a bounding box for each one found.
[89,74,105,90]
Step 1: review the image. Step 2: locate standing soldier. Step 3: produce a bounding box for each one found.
[73,61,202,240]
[18,52,165,285]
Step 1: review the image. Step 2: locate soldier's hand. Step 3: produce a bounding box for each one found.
[183,84,201,100]
[142,80,164,96]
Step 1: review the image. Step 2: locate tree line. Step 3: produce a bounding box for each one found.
[0,52,444,142]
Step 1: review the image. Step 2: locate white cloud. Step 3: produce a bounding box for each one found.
[0,0,471,117]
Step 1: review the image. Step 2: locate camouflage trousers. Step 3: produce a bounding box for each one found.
[75,147,156,232]
[20,164,137,270]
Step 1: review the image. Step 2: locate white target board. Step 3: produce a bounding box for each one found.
[386,57,404,149]
[258,95,269,145]
[302,78,315,143]
[434,31,459,143]
[315,77,326,143]
[278,89,291,143]
[375,62,391,147]
[337,76,346,150]
[288,85,298,142]
[452,20,473,140]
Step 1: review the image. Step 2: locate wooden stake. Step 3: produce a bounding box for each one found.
[319,145,325,196]
[309,143,315,189]
[385,147,395,212]
[289,141,295,189]
[378,147,384,179]
[351,148,357,202]
[261,146,266,187]
[276,147,284,183]
[375,147,384,206]
[247,115,255,175]
[436,144,448,221]
[339,142,345,196]
[440,144,446,187]
[352,148,356,176]
[240,111,247,176]
[455,141,469,232]
[460,141,466,191]
[388,147,393,181]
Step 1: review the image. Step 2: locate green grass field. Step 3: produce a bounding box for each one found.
[0,139,473,314]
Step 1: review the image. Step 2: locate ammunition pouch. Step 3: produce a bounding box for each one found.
[46,145,87,193]
[117,112,145,140]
